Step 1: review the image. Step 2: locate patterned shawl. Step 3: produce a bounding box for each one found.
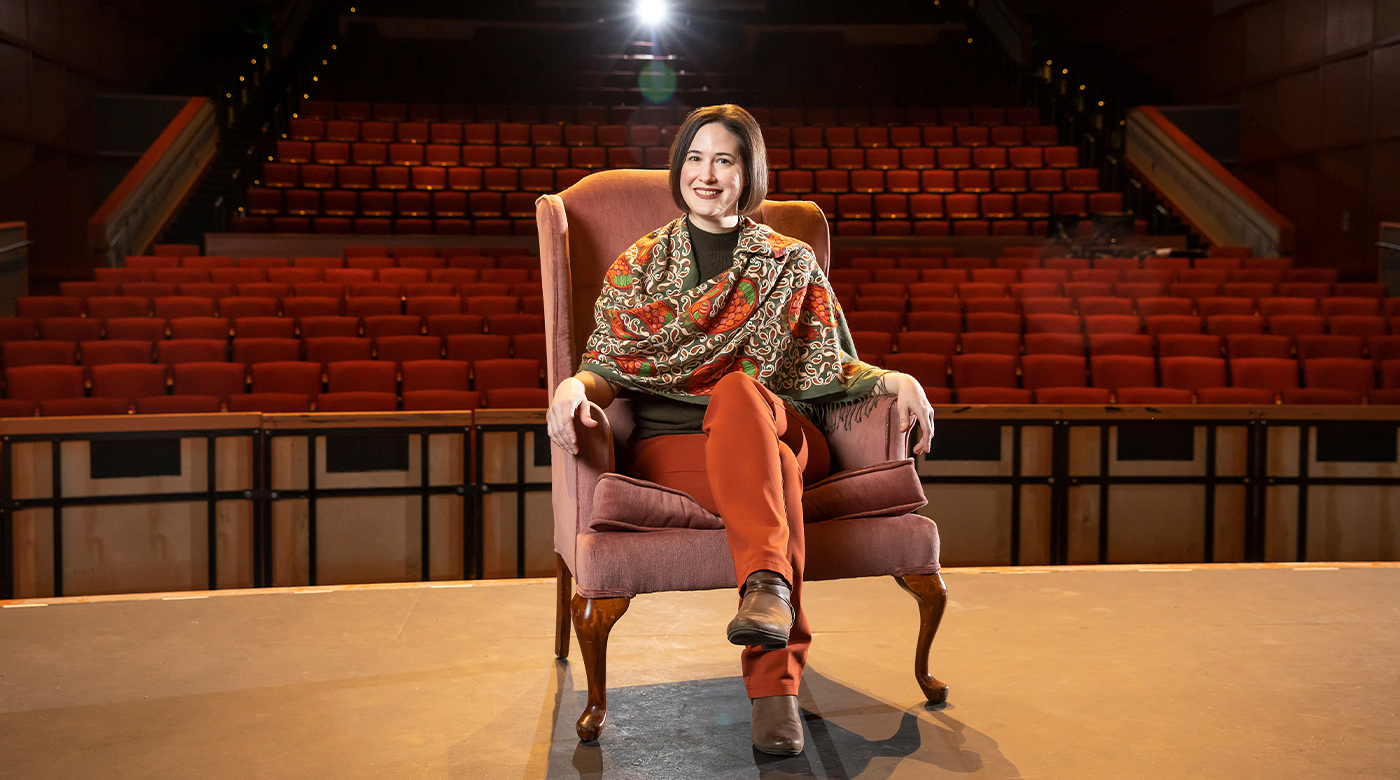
[577,215,886,407]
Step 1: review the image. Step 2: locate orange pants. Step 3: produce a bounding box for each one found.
[628,372,829,698]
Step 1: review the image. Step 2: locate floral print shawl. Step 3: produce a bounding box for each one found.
[577,215,886,408]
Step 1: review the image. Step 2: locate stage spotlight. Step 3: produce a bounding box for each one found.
[636,0,667,26]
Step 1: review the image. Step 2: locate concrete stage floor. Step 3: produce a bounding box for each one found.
[2,563,1398,779]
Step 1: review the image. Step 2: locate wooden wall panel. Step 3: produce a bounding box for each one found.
[1282,0,1327,69]
[1372,43,1400,140]
[0,0,24,38]
[1321,54,1372,148]
[1369,139,1400,219]
[1277,69,1323,152]
[1325,0,1374,55]
[1245,2,1285,81]
[1077,0,1397,272]
[1208,12,1248,95]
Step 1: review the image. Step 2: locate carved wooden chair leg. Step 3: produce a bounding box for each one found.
[555,554,572,660]
[896,573,950,705]
[570,594,630,741]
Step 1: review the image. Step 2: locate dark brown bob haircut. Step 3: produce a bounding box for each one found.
[668,104,769,216]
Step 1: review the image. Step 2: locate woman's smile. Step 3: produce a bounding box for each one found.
[681,122,745,232]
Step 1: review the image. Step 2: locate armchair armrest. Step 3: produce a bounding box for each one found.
[822,394,912,472]
[552,401,616,574]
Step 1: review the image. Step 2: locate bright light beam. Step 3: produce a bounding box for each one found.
[636,0,667,27]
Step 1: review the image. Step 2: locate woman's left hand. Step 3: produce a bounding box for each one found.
[885,372,936,455]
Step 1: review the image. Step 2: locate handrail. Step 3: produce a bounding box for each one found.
[0,222,28,317]
[87,97,218,267]
[1125,106,1294,257]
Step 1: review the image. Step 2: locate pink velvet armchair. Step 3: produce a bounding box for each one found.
[536,169,947,742]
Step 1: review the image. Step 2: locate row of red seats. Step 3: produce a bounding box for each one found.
[232,216,534,236]
[64,275,538,295]
[132,242,535,259]
[0,316,544,357]
[15,293,545,319]
[869,330,1400,361]
[835,269,1315,287]
[891,353,1400,405]
[0,358,547,417]
[257,162,1097,198]
[0,332,545,367]
[246,189,1114,222]
[860,330,1400,364]
[294,101,1044,129]
[849,313,1399,349]
[839,284,1371,305]
[286,119,1059,149]
[272,141,1076,171]
[109,255,539,276]
[835,290,1391,314]
[829,245,1270,264]
[832,268,1341,289]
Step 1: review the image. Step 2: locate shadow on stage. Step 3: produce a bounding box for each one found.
[540,663,1021,780]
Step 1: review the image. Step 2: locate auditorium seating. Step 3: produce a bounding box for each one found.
[237,102,1130,237]
[1,248,548,415]
[7,240,1392,414]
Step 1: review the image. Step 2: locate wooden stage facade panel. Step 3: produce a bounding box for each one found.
[916,405,1400,568]
[3,414,260,599]
[4,406,1400,598]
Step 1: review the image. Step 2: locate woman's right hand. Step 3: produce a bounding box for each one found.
[547,375,597,455]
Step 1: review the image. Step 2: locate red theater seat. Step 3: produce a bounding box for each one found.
[37,317,102,343]
[1021,354,1087,390]
[1160,357,1227,392]
[1090,355,1157,390]
[4,365,86,399]
[156,339,227,365]
[951,354,1018,389]
[90,363,167,402]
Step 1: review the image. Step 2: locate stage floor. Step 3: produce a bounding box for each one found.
[3,563,1398,779]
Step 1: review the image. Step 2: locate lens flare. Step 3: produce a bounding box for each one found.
[636,0,667,26]
[639,62,677,103]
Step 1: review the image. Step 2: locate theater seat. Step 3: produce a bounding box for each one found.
[1035,387,1111,404]
[4,364,86,399]
[326,360,396,393]
[172,362,248,399]
[401,389,480,410]
[480,387,546,408]
[1196,387,1277,404]
[1115,387,1194,404]
[316,392,399,412]
[227,393,314,413]
[135,395,222,414]
[39,397,132,416]
[956,386,1033,403]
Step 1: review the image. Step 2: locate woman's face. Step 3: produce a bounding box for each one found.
[680,122,745,233]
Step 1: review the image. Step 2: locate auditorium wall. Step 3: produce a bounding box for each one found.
[1039,0,1400,278]
[0,0,260,289]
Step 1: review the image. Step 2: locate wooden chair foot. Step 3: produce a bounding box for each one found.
[570,594,630,741]
[896,572,950,705]
[555,554,572,660]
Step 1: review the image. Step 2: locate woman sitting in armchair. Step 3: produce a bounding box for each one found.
[546,104,935,757]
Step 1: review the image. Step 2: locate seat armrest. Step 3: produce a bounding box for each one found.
[822,394,911,471]
[553,401,615,573]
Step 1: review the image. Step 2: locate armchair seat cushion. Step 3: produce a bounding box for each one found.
[587,458,926,532]
[800,458,928,522]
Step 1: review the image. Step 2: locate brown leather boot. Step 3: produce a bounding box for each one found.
[726,570,794,649]
[750,695,804,755]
